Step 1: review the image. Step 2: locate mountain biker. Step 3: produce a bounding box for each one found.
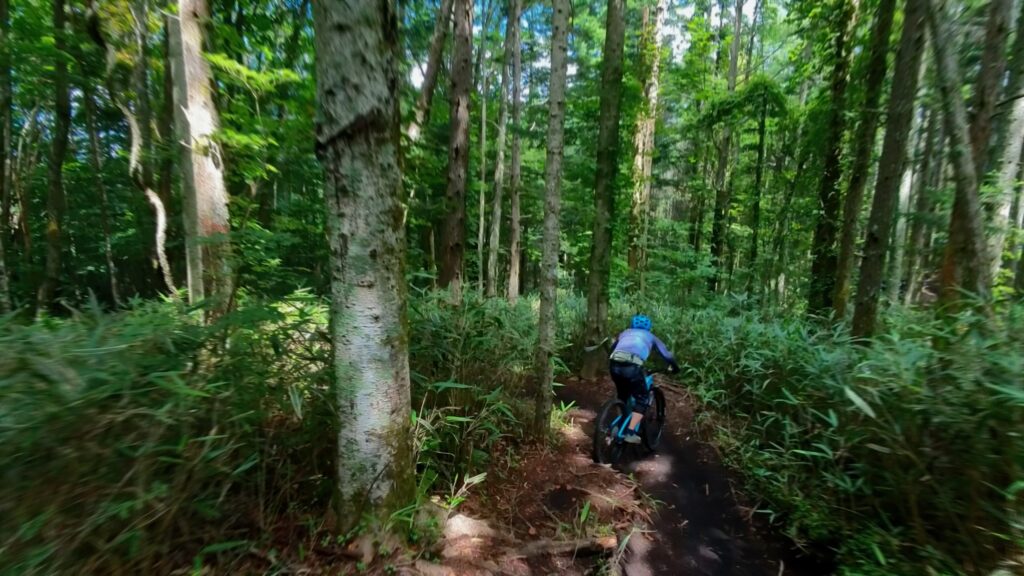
[608,314,679,444]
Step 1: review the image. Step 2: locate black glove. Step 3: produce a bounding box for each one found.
[668,361,680,374]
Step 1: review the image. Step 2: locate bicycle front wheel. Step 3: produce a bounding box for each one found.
[593,398,628,465]
[642,387,666,452]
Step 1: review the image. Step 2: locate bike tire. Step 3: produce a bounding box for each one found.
[593,398,628,465]
[642,387,666,452]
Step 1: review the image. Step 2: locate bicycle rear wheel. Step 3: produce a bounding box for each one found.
[642,387,666,452]
[593,398,628,465]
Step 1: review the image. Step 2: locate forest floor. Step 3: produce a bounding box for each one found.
[417,376,836,576]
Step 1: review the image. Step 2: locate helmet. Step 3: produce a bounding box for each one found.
[630,314,652,331]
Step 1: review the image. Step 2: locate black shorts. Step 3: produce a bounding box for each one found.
[609,360,651,411]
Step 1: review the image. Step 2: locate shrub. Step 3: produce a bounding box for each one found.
[616,301,1024,575]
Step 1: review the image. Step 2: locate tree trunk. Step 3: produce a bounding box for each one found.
[486,0,518,298]
[748,94,768,281]
[927,0,992,303]
[887,155,915,304]
[158,18,175,208]
[534,0,570,438]
[83,86,122,307]
[707,0,743,293]
[312,0,413,530]
[851,0,925,339]
[807,0,854,316]
[988,1,1024,280]
[440,0,473,300]
[37,0,72,312]
[506,4,523,303]
[407,0,455,142]
[131,0,154,189]
[627,0,667,290]
[170,0,233,311]
[581,0,627,380]
[478,56,488,294]
[833,0,897,318]
[904,107,941,304]
[0,0,10,312]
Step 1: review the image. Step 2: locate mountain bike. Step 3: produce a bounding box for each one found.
[592,367,667,465]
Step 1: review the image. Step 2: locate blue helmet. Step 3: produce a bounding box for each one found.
[631,314,652,331]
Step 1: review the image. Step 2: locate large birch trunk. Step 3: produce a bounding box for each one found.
[581,0,627,380]
[170,0,233,310]
[440,0,473,300]
[486,0,518,298]
[313,0,413,529]
[534,0,570,438]
[851,0,925,340]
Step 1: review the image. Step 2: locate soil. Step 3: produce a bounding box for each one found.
[555,376,836,576]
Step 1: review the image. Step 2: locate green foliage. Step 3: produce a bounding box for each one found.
[629,300,1024,575]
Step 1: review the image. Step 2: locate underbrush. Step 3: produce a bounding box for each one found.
[625,300,1023,575]
[0,290,545,574]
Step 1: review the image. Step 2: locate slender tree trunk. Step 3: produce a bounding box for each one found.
[170,0,233,311]
[904,107,941,304]
[83,87,122,307]
[440,0,473,299]
[313,0,413,529]
[581,0,626,380]
[851,0,925,339]
[534,0,570,438]
[158,19,175,208]
[408,0,455,142]
[833,0,897,318]
[478,59,488,294]
[807,0,854,316]
[887,157,915,304]
[506,5,523,303]
[486,0,518,298]
[627,0,667,290]
[748,95,767,281]
[988,1,1024,279]
[708,0,742,292]
[927,0,992,303]
[0,0,10,312]
[37,0,72,312]
[131,0,154,188]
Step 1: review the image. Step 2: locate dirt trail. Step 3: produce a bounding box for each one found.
[558,376,834,576]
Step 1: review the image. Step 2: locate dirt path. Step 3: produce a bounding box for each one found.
[558,376,834,576]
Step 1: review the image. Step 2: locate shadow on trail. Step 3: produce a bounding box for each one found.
[558,377,836,576]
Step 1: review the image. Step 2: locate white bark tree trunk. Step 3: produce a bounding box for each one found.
[170,0,232,311]
[485,1,517,298]
[313,0,413,529]
[534,0,570,438]
[505,3,523,303]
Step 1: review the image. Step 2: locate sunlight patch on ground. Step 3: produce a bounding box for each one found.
[632,454,674,484]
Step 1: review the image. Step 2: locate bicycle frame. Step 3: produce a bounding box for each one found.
[607,373,656,440]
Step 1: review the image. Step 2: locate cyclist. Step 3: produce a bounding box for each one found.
[608,314,679,444]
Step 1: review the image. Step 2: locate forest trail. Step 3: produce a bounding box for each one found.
[556,377,834,576]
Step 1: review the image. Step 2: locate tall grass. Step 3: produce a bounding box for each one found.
[0,291,548,574]
[615,300,1024,575]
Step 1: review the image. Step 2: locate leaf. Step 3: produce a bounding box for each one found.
[844,386,876,419]
[199,540,249,555]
